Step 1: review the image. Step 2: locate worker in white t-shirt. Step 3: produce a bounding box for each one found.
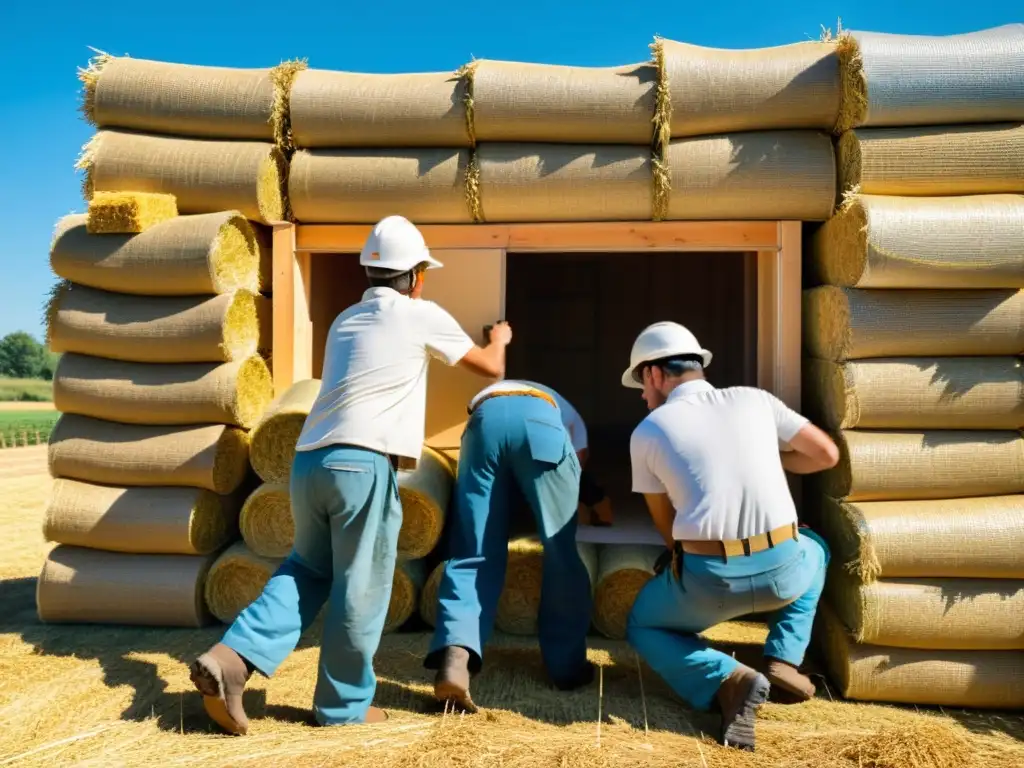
[621,322,838,753]
[190,216,512,734]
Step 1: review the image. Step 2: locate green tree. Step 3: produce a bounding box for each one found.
[0,332,48,378]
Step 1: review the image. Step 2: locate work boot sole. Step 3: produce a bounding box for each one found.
[190,657,247,735]
[721,674,770,751]
[767,672,815,703]
[434,679,479,714]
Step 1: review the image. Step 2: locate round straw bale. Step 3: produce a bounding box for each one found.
[80,129,287,224]
[239,483,293,558]
[802,286,1024,361]
[419,561,445,627]
[837,123,1024,197]
[37,544,214,627]
[86,191,178,234]
[51,211,262,296]
[49,415,250,495]
[384,558,426,634]
[397,447,454,559]
[43,478,241,556]
[249,379,322,483]
[823,429,1024,503]
[810,194,1024,289]
[53,353,273,429]
[592,544,663,640]
[47,283,267,364]
[803,357,1024,431]
[204,542,282,623]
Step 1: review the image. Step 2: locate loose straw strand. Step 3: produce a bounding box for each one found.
[634,651,650,740]
[595,663,604,747]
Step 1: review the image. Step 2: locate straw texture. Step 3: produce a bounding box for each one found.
[48,415,251,494]
[86,191,177,234]
[43,478,241,556]
[803,357,1024,430]
[80,129,287,223]
[470,60,656,144]
[397,447,454,559]
[811,194,1024,289]
[289,69,471,148]
[802,286,1024,361]
[837,123,1024,196]
[818,605,1024,709]
[593,544,663,640]
[665,130,835,220]
[385,559,426,633]
[289,148,472,224]
[419,561,444,627]
[204,542,280,623]
[37,544,213,628]
[823,429,1024,502]
[51,212,262,296]
[249,379,321,484]
[47,284,266,364]
[494,538,544,635]
[239,483,292,558]
[53,353,273,429]
[659,38,840,136]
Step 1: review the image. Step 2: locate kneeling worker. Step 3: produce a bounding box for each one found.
[621,322,838,752]
[425,379,595,711]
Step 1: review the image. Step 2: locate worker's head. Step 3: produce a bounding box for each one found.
[360,215,442,297]
[365,262,431,297]
[621,322,712,410]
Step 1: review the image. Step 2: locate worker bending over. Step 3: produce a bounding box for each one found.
[622,322,838,752]
[190,216,511,733]
[425,380,595,712]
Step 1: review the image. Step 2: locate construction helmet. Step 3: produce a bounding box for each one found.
[621,321,712,389]
[360,215,443,273]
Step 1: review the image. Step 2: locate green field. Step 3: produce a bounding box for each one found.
[0,410,60,448]
[0,377,53,402]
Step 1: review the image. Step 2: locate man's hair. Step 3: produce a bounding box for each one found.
[641,354,704,380]
[365,261,429,293]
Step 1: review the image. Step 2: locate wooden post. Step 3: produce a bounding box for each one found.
[271,222,313,395]
[756,221,801,411]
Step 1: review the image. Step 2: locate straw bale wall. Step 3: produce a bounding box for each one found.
[86,191,177,234]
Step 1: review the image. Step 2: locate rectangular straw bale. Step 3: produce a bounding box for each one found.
[802,286,1024,361]
[810,194,1024,289]
[86,191,177,234]
[666,131,835,220]
[469,59,656,144]
[822,429,1024,502]
[477,144,652,222]
[802,357,1024,430]
[289,148,472,224]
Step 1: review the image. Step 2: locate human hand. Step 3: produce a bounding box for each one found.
[489,321,512,346]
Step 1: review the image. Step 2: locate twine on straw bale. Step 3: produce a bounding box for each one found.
[822,428,1024,502]
[802,357,1024,431]
[86,191,177,234]
[801,286,1024,361]
[239,483,293,558]
[205,542,281,623]
[46,283,267,364]
[385,559,426,634]
[495,538,544,635]
[49,415,251,494]
[249,379,321,483]
[43,478,242,556]
[51,211,262,296]
[816,604,1024,709]
[37,544,215,628]
[419,561,444,627]
[810,194,1024,289]
[593,544,663,640]
[397,446,455,559]
[53,353,273,429]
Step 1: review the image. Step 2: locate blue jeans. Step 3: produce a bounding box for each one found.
[627,529,829,711]
[221,445,402,725]
[426,395,592,685]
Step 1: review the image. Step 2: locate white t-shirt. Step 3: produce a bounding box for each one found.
[630,379,809,541]
[468,380,588,452]
[296,287,475,459]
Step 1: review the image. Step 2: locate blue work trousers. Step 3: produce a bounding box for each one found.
[426,395,593,685]
[221,444,402,725]
[627,529,829,711]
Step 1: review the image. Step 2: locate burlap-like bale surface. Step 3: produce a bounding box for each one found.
[47,284,266,364]
[665,131,835,220]
[802,286,1024,361]
[51,212,261,296]
[385,559,426,634]
[817,604,1024,709]
[803,357,1024,431]
[204,542,281,623]
[397,447,454,559]
[658,38,840,137]
[478,144,652,222]
[37,544,214,628]
[43,478,241,556]
[49,415,250,495]
[53,353,273,429]
[289,148,472,224]
[810,194,1024,289]
[822,429,1024,502]
[86,191,177,234]
[419,561,444,628]
[239,483,293,558]
[837,25,1024,132]
[469,60,656,144]
[80,129,286,224]
[593,544,663,640]
[837,123,1024,196]
[249,379,321,484]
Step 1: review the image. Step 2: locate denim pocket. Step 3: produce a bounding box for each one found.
[765,552,810,603]
[323,463,372,473]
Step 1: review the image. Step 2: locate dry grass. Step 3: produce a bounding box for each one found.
[86,191,178,234]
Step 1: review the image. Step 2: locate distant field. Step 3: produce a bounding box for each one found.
[0,410,60,448]
[0,377,53,402]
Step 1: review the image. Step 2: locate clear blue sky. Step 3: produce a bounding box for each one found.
[1,1,1016,342]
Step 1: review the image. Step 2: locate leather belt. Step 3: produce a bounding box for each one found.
[679,523,798,559]
[468,388,558,415]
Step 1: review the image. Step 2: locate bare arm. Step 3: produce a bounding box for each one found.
[456,321,512,379]
[781,423,840,474]
[642,493,676,549]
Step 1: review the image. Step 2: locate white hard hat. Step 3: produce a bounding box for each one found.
[360,215,443,272]
[621,321,712,389]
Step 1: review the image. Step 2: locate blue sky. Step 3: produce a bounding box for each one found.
[0,1,1016,342]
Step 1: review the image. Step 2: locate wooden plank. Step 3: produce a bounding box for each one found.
[777,221,802,411]
[271,223,313,395]
[756,249,779,397]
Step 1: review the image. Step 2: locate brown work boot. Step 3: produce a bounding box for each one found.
[433,646,478,713]
[766,658,816,702]
[190,643,253,735]
[715,664,771,751]
[591,497,614,526]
